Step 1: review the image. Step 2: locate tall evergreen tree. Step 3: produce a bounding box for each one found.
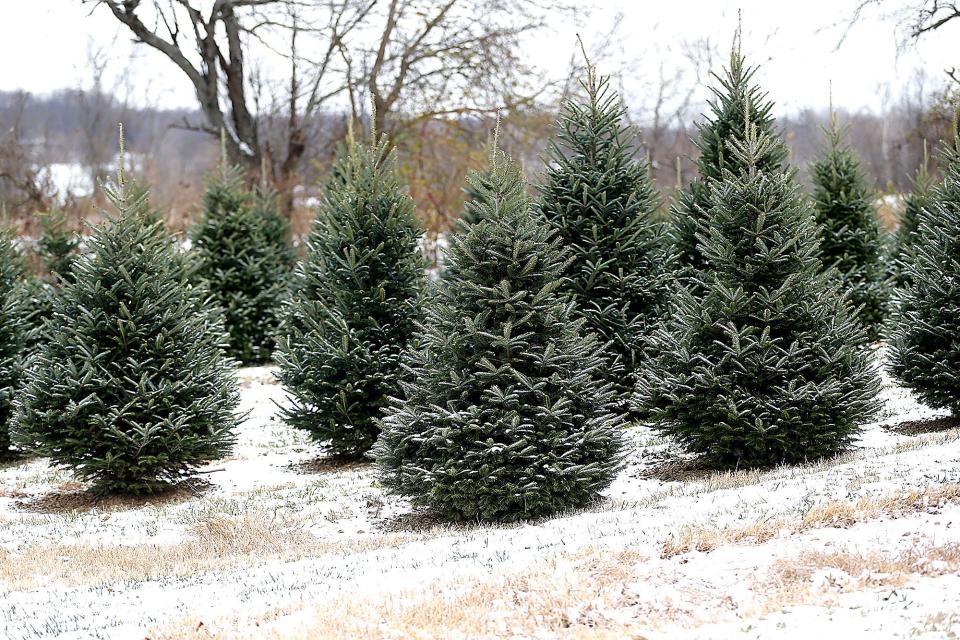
[539,65,673,399]
[890,144,935,288]
[670,42,786,276]
[890,139,960,414]
[275,133,425,459]
[375,149,624,522]
[637,105,880,468]
[13,159,240,494]
[0,232,28,457]
[191,163,294,364]
[810,113,888,341]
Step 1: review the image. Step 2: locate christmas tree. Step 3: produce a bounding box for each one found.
[190,159,294,364]
[637,102,880,468]
[890,143,935,289]
[0,232,28,457]
[13,146,239,494]
[539,64,673,400]
[35,210,80,284]
[809,112,888,341]
[670,41,786,277]
[275,132,425,459]
[375,147,624,522]
[889,139,960,414]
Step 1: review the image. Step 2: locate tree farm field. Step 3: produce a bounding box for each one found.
[2,362,959,639]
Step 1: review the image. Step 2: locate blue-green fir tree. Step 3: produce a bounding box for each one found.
[191,161,295,364]
[539,65,674,402]
[0,232,29,458]
[889,139,960,414]
[13,153,240,494]
[637,103,881,468]
[275,132,425,459]
[809,113,888,341]
[670,42,786,279]
[375,148,624,522]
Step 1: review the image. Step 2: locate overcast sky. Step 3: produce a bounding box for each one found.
[2,0,957,116]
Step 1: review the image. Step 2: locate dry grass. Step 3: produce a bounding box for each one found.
[147,534,960,640]
[149,547,656,640]
[0,511,415,590]
[660,483,960,558]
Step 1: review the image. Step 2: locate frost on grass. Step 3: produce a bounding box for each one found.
[1,364,960,639]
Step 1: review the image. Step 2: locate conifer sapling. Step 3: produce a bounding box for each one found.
[375,146,624,522]
[809,111,888,341]
[637,99,880,468]
[539,62,673,399]
[275,131,425,459]
[13,135,240,494]
[889,138,960,414]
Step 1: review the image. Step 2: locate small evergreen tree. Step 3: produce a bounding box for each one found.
[810,113,888,341]
[375,149,624,522]
[890,144,935,288]
[890,140,960,414]
[637,105,880,468]
[275,133,425,459]
[35,210,79,284]
[0,232,28,457]
[12,159,239,494]
[670,42,786,276]
[458,151,517,228]
[539,65,673,399]
[191,163,294,364]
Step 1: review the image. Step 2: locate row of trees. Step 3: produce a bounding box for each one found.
[1,37,958,522]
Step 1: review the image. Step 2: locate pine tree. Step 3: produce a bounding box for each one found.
[809,113,889,341]
[890,144,935,288]
[12,158,239,494]
[670,43,786,276]
[374,148,624,522]
[191,163,294,364]
[636,104,880,468]
[0,232,28,458]
[890,139,960,414]
[539,66,673,400]
[275,133,425,459]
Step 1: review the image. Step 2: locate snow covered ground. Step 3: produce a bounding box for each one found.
[1,364,959,639]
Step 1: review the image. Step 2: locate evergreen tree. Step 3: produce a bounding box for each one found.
[458,152,519,228]
[0,232,28,457]
[191,164,294,364]
[12,164,239,494]
[809,113,888,341]
[670,43,786,276]
[890,144,935,288]
[375,149,624,522]
[35,210,79,284]
[636,106,880,468]
[275,134,425,459]
[539,66,673,399]
[890,140,960,414]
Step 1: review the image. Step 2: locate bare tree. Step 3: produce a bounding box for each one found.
[87,0,373,210]
[0,93,56,221]
[351,0,569,139]
[842,1,960,81]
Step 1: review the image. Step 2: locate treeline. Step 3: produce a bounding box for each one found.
[1,74,951,242]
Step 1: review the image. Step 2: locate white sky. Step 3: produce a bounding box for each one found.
[2,0,957,116]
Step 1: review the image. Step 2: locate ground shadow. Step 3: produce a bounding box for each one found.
[639,455,722,483]
[15,478,212,514]
[885,415,960,436]
[286,456,372,475]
